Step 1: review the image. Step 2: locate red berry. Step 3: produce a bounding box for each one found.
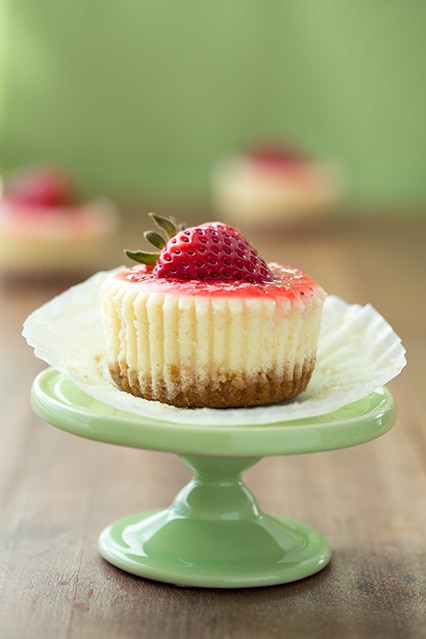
[153,222,273,283]
[248,143,304,170]
[5,167,72,208]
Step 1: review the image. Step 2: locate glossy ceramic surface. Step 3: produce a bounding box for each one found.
[98,454,331,587]
[31,368,396,588]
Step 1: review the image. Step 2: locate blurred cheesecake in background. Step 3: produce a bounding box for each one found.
[0,165,120,279]
[212,142,343,229]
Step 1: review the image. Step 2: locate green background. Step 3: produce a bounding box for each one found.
[0,1,425,209]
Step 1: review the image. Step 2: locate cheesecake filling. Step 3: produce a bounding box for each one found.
[100,272,325,408]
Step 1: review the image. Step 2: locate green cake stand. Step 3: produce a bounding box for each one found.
[31,367,396,589]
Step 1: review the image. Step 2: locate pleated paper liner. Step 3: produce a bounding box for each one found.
[23,269,406,426]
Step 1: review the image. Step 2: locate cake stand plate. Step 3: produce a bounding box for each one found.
[31,368,396,588]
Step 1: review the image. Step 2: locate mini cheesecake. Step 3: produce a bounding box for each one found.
[0,166,118,276]
[99,216,326,408]
[213,143,341,227]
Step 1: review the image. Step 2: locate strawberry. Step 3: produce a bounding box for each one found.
[247,143,304,171]
[4,166,72,208]
[126,214,273,283]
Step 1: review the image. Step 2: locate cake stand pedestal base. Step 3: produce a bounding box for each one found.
[98,455,330,588]
[31,368,396,589]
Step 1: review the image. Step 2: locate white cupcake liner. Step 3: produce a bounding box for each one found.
[23,268,406,426]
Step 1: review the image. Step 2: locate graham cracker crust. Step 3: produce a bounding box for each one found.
[108,359,315,409]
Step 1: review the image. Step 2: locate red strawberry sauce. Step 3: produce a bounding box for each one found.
[118,263,317,301]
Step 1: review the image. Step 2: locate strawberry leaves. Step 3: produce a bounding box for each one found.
[125,213,185,265]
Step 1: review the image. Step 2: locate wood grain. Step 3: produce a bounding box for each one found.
[0,214,424,639]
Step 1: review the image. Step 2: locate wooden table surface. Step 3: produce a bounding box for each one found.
[0,213,424,639]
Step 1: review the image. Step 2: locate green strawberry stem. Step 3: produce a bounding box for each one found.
[124,249,159,265]
[144,231,166,250]
[150,213,180,239]
[125,213,185,265]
